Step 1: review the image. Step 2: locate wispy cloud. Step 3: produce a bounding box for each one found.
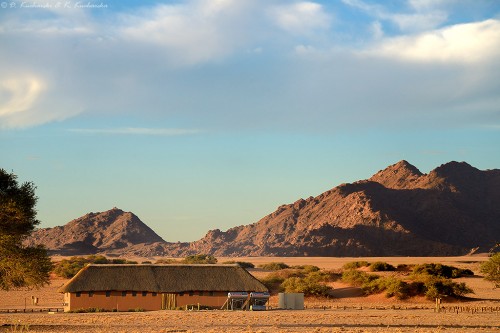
[268,2,331,36]
[366,19,500,63]
[0,77,45,117]
[1,0,498,131]
[342,0,447,32]
[67,127,202,136]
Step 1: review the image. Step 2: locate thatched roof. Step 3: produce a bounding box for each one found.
[58,264,268,293]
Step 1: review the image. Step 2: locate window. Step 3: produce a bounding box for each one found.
[89,291,94,297]
[106,291,111,297]
[209,291,214,296]
[188,291,193,296]
[76,292,81,298]
[152,292,157,297]
[142,291,147,297]
[132,291,137,297]
[122,291,127,297]
[179,292,184,296]
[199,291,203,296]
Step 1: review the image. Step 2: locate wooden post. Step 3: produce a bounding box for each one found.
[435,298,441,312]
[220,299,228,310]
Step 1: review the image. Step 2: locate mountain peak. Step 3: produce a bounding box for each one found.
[369,160,423,189]
[27,208,165,255]
[26,160,500,257]
[433,161,477,176]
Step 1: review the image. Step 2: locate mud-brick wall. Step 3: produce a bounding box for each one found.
[64,291,162,312]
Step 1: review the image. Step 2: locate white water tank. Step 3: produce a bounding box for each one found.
[278,293,304,310]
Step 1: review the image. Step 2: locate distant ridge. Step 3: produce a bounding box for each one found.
[26,208,165,255]
[27,161,500,257]
[182,160,500,257]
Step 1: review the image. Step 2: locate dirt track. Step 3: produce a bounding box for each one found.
[1,308,499,333]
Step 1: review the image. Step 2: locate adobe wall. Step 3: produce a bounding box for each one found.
[65,291,162,312]
[175,291,228,308]
[65,291,250,311]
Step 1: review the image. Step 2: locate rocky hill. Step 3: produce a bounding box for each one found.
[26,208,165,255]
[184,161,500,256]
[27,161,500,257]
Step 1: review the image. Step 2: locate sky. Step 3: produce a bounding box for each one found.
[1,0,500,242]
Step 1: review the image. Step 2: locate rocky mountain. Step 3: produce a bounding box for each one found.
[27,161,500,257]
[184,160,500,257]
[26,208,165,255]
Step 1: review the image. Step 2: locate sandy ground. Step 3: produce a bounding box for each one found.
[1,256,499,333]
[1,308,500,333]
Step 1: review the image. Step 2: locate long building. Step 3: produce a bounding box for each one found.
[58,264,268,312]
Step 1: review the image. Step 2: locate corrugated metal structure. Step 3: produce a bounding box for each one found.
[278,293,304,310]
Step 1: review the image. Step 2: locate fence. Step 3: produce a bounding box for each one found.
[0,308,64,313]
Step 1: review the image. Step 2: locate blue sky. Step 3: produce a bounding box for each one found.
[1,0,499,241]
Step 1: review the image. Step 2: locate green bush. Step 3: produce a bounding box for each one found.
[89,255,109,264]
[412,263,473,279]
[129,308,145,312]
[53,255,138,278]
[369,261,396,272]
[221,261,255,269]
[70,307,107,313]
[155,258,179,264]
[341,267,473,300]
[412,275,474,300]
[341,270,411,299]
[341,270,378,287]
[306,270,334,283]
[182,254,218,264]
[480,253,500,288]
[396,264,412,272]
[452,268,474,278]
[342,261,370,270]
[361,278,385,295]
[53,257,87,279]
[379,277,410,300]
[281,276,332,297]
[258,262,290,270]
[291,265,321,273]
[260,269,315,294]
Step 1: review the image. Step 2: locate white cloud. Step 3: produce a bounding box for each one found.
[342,0,447,32]
[268,2,331,35]
[294,44,318,55]
[0,0,95,35]
[368,19,500,63]
[0,0,498,132]
[0,76,81,129]
[0,73,82,129]
[68,128,201,136]
[118,0,258,66]
[389,12,447,32]
[0,77,44,117]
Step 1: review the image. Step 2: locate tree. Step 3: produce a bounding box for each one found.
[0,169,52,290]
[480,253,500,288]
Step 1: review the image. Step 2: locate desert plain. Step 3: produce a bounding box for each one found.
[1,256,499,333]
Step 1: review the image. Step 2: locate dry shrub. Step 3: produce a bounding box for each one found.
[258,262,290,270]
[342,261,370,270]
[369,261,396,272]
